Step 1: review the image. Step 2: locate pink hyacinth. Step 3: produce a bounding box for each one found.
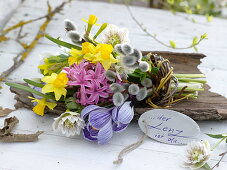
[64,60,112,106]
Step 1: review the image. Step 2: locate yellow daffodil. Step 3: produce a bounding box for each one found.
[68,42,118,70]
[68,49,84,65]
[82,15,99,25]
[94,44,118,70]
[28,97,57,116]
[41,73,68,101]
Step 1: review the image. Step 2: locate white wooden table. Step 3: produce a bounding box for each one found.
[0,0,227,169]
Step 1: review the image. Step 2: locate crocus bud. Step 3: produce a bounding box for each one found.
[121,43,133,55]
[64,19,76,31]
[139,61,149,72]
[136,87,148,101]
[128,84,139,95]
[141,78,153,88]
[122,56,137,66]
[105,70,116,82]
[110,83,124,93]
[68,31,81,42]
[113,92,124,106]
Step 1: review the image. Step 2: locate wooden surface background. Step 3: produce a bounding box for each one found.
[0,0,227,169]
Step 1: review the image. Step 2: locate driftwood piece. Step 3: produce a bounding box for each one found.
[0,116,43,142]
[8,51,227,120]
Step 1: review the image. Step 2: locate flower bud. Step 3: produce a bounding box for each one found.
[139,61,149,72]
[68,31,81,42]
[136,87,147,101]
[113,92,124,106]
[64,19,76,31]
[121,43,133,55]
[128,84,139,95]
[110,83,124,93]
[131,49,142,61]
[114,44,124,54]
[141,78,153,88]
[105,70,116,82]
[122,56,137,66]
[123,83,130,90]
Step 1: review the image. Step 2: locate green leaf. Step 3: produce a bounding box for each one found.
[206,133,224,139]
[151,67,159,75]
[192,36,198,45]
[226,138,227,143]
[202,163,211,170]
[45,35,82,50]
[47,54,69,63]
[201,33,208,40]
[94,23,108,40]
[5,82,53,99]
[23,79,44,88]
[169,40,176,48]
[193,46,198,52]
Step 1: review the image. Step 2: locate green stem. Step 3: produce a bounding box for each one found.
[211,137,226,151]
[174,74,205,78]
[178,78,206,84]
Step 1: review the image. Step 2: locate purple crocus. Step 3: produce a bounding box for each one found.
[81,102,134,144]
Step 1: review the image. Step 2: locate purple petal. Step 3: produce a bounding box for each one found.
[97,120,113,144]
[89,109,112,129]
[88,125,99,138]
[112,122,128,133]
[112,102,134,125]
[81,105,102,119]
[82,125,97,141]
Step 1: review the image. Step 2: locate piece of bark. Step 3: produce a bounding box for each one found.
[0,116,19,136]
[0,106,15,117]
[8,51,227,120]
[0,131,43,142]
[0,116,43,142]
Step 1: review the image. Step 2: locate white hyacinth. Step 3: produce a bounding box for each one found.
[102,24,130,45]
[52,111,85,137]
[183,140,211,169]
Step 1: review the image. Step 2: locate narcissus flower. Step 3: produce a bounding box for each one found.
[29,97,57,116]
[69,42,118,70]
[68,48,83,65]
[82,14,99,25]
[41,73,68,101]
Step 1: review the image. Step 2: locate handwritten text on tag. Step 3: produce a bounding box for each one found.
[138,109,200,145]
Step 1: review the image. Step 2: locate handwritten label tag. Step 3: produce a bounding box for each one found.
[138,109,200,145]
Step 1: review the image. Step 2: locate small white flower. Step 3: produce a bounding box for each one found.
[183,140,211,169]
[102,24,130,45]
[52,111,85,137]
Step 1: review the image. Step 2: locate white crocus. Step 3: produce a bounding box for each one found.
[52,111,85,137]
[102,24,130,45]
[183,140,211,169]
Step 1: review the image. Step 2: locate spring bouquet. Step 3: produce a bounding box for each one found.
[6,15,206,144]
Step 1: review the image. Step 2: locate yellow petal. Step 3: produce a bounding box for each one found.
[32,103,45,116]
[41,73,57,83]
[42,84,54,93]
[46,102,57,110]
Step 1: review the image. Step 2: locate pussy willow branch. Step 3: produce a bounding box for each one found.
[0,1,70,88]
[125,5,203,50]
[211,150,227,170]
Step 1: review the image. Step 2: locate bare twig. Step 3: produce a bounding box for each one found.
[0,1,70,88]
[211,151,227,170]
[125,4,204,50]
